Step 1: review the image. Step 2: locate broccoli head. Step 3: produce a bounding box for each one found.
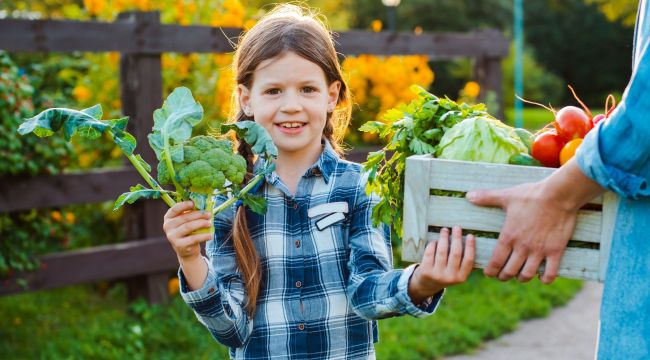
[157,135,247,195]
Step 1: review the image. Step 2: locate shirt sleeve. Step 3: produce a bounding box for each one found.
[575,37,650,200]
[346,172,444,320]
[178,196,253,348]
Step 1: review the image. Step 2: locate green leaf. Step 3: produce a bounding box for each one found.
[221,121,278,159]
[81,104,103,120]
[18,106,110,140]
[114,184,173,211]
[112,129,136,155]
[359,121,387,134]
[382,108,404,122]
[104,116,129,132]
[409,137,436,154]
[135,154,152,173]
[189,192,207,211]
[241,193,267,215]
[152,87,203,144]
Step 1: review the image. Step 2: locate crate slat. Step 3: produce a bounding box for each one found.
[402,156,433,261]
[422,156,604,204]
[599,192,620,280]
[402,232,599,281]
[428,196,603,243]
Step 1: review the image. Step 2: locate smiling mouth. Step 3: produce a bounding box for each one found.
[276,122,306,128]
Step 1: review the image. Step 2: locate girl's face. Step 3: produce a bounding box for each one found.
[238,51,341,158]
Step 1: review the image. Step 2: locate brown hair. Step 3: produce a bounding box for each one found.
[229,4,352,316]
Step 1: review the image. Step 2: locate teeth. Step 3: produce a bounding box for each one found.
[280,122,304,128]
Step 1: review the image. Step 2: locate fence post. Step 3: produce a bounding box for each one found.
[118,11,171,304]
[473,30,505,121]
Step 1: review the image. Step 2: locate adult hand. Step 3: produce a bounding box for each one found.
[466,159,604,284]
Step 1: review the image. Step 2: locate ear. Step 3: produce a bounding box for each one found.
[327,80,342,112]
[237,84,253,116]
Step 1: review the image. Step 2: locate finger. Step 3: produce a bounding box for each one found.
[497,249,527,281]
[466,188,506,208]
[421,239,437,270]
[540,255,561,284]
[484,240,512,278]
[164,210,210,233]
[448,226,464,269]
[177,231,214,249]
[434,228,450,270]
[168,218,212,240]
[517,254,544,283]
[165,201,195,220]
[460,234,476,277]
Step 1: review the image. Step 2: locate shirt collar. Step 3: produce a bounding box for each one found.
[254,138,340,186]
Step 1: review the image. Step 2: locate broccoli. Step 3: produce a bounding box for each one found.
[18,87,277,237]
[156,135,247,194]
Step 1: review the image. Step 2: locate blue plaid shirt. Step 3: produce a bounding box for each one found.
[179,140,443,359]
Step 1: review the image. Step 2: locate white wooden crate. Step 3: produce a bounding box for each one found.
[401,155,618,282]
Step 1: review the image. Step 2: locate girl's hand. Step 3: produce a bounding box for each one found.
[163,200,213,262]
[408,226,475,305]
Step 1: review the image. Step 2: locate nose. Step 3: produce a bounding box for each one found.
[280,91,303,113]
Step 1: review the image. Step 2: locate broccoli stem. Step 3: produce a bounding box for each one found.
[212,173,265,216]
[106,130,176,208]
[162,133,187,200]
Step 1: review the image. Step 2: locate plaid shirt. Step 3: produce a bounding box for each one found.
[179,140,443,359]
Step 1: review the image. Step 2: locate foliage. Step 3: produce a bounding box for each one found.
[501,43,565,109]
[586,0,639,26]
[342,55,435,145]
[524,0,635,105]
[360,85,491,240]
[0,272,582,359]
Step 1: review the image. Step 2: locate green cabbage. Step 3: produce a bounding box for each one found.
[436,116,528,164]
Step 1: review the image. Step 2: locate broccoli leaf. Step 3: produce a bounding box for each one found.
[18,106,111,140]
[241,193,267,215]
[114,184,174,211]
[152,87,203,150]
[221,121,278,159]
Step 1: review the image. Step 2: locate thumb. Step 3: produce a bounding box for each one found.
[466,188,506,208]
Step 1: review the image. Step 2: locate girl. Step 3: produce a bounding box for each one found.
[163,4,475,359]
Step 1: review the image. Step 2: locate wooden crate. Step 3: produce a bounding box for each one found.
[401,155,618,282]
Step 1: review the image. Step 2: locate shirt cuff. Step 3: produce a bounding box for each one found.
[394,264,444,318]
[576,121,649,199]
[178,256,221,315]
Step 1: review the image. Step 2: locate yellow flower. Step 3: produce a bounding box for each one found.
[78,153,94,168]
[51,211,62,222]
[107,52,120,67]
[65,212,76,224]
[371,20,382,33]
[464,81,481,98]
[83,0,105,16]
[414,26,423,35]
[167,278,180,295]
[135,0,151,11]
[243,19,257,31]
[110,145,123,159]
[111,99,122,110]
[72,85,92,102]
[13,317,22,326]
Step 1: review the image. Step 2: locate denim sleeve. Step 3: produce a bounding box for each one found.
[576,40,650,199]
[346,173,444,320]
[178,196,253,348]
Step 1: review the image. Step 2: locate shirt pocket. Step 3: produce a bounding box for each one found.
[308,202,349,252]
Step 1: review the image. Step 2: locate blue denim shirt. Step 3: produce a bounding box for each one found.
[575,1,650,357]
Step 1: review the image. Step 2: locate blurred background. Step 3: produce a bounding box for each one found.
[0,0,635,358]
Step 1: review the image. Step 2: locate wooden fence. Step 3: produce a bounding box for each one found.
[0,11,508,302]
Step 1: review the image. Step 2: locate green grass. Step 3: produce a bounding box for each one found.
[0,272,581,359]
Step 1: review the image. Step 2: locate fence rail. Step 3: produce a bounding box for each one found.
[0,11,508,301]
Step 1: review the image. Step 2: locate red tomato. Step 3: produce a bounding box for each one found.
[554,106,591,141]
[532,131,565,168]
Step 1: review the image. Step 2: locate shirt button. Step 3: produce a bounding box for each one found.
[295,280,302,288]
[207,287,215,295]
[295,240,301,248]
[292,202,298,210]
[298,323,305,331]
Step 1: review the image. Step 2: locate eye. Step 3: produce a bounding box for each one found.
[302,86,318,93]
[265,88,281,95]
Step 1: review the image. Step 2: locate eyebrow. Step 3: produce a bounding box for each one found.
[259,80,323,87]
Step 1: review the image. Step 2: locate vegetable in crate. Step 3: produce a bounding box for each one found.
[17,87,278,234]
[359,85,492,240]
